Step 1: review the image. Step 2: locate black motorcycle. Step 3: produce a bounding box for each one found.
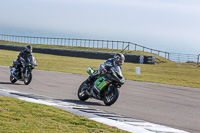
[9,56,38,85]
[78,66,125,106]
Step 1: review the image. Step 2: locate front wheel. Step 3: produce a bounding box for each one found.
[78,81,89,101]
[24,71,32,85]
[104,87,119,106]
[10,75,17,83]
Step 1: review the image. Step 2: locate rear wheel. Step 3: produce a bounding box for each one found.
[10,75,17,83]
[104,87,119,106]
[24,71,32,85]
[78,81,89,101]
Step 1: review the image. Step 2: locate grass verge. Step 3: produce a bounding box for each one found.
[0,49,199,88]
[0,96,127,133]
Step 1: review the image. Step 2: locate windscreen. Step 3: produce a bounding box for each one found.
[112,66,123,78]
[31,57,38,66]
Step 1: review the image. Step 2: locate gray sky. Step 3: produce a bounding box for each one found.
[0,0,200,54]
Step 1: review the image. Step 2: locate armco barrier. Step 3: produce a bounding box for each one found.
[0,44,155,64]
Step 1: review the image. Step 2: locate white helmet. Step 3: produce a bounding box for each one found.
[114,53,125,65]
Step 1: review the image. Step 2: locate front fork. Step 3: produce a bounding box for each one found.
[25,67,28,78]
[9,66,13,74]
[10,66,17,79]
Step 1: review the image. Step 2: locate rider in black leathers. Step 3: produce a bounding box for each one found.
[14,45,33,78]
[86,53,125,86]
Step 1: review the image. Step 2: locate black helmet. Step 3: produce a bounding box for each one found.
[25,45,33,53]
[114,53,125,66]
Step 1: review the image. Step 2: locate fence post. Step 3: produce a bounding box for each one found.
[30,36,32,44]
[32,37,34,44]
[64,38,66,46]
[46,37,48,45]
[72,39,74,46]
[97,40,99,48]
[198,54,200,64]
[60,38,62,45]
[68,39,70,46]
[50,37,52,45]
[80,39,82,47]
[128,42,130,50]
[112,41,113,49]
[135,44,136,51]
[168,53,170,60]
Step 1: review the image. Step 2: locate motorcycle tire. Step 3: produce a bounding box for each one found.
[104,87,119,106]
[10,75,17,83]
[78,81,89,101]
[24,71,32,85]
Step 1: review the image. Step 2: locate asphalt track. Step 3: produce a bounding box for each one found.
[0,66,199,133]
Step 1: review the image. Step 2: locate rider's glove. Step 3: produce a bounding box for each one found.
[102,68,107,73]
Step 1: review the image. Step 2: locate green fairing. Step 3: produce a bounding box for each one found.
[95,77,108,91]
[87,68,94,75]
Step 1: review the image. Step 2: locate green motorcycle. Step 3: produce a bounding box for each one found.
[78,66,125,106]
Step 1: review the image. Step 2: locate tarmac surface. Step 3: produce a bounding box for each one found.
[0,66,199,133]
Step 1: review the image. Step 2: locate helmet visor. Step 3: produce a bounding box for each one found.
[116,58,124,65]
[118,59,124,65]
[28,49,32,53]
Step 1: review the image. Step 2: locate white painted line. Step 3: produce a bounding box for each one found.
[18,97,57,106]
[90,117,154,133]
[125,122,188,133]
[0,89,190,133]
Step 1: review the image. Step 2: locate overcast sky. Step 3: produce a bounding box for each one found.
[0,0,200,54]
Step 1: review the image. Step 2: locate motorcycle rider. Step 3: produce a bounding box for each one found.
[86,53,125,86]
[13,45,33,78]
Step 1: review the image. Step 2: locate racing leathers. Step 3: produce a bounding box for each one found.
[14,50,32,78]
[86,58,122,86]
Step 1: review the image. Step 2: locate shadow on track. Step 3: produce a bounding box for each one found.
[0,82,22,85]
[55,99,104,106]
